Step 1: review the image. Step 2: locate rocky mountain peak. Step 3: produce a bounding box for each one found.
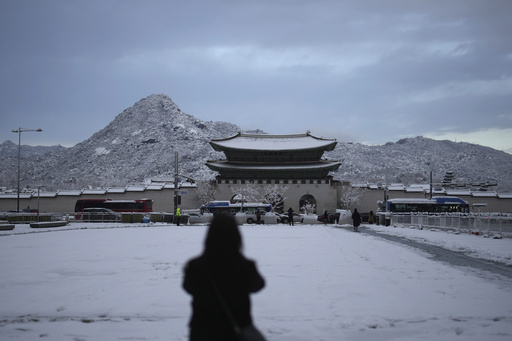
[0,94,240,190]
[1,94,511,192]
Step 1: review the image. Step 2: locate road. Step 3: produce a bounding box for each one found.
[360,226,512,280]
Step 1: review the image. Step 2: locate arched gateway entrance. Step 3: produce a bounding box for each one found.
[299,194,317,214]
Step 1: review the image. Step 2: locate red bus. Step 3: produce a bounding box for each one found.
[74,198,153,213]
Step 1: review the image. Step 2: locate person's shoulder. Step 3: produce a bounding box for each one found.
[184,255,206,269]
[241,257,259,269]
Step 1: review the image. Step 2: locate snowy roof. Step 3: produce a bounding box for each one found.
[206,160,341,171]
[471,191,497,198]
[126,185,146,192]
[146,184,164,191]
[0,193,32,199]
[388,198,434,204]
[210,132,337,152]
[409,184,431,190]
[37,192,57,198]
[57,190,82,196]
[445,190,472,196]
[82,189,107,195]
[405,186,425,193]
[107,188,126,194]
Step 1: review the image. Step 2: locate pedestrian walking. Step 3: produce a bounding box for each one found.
[368,210,374,224]
[287,207,294,226]
[352,208,361,232]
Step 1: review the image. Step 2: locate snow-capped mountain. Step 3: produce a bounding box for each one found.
[327,138,512,190]
[1,94,511,192]
[0,141,66,158]
[0,94,239,190]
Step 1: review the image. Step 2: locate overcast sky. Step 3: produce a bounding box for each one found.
[1,0,511,153]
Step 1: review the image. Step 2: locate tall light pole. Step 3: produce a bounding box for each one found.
[11,127,43,212]
[174,151,179,214]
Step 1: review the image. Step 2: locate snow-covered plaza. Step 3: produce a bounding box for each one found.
[1,222,512,340]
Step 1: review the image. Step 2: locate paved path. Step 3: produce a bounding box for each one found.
[360,226,512,280]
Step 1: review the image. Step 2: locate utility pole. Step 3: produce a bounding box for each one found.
[174,151,179,214]
[12,127,42,212]
[429,171,433,199]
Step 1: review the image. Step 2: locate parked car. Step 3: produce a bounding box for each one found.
[327,212,341,223]
[244,210,268,224]
[277,213,304,224]
[360,212,370,223]
[317,212,339,224]
[81,208,121,222]
[187,212,201,224]
[187,212,213,225]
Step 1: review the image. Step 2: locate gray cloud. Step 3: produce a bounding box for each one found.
[1,0,511,152]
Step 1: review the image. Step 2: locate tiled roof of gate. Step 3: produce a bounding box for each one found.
[206,160,341,171]
[210,132,337,151]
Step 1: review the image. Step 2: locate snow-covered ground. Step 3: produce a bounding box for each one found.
[1,222,511,341]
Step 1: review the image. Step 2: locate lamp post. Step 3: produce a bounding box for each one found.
[11,127,43,212]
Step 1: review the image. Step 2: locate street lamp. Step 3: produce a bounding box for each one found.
[11,127,43,212]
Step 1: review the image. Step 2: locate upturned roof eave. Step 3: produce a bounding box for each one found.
[205,160,342,171]
[209,131,338,152]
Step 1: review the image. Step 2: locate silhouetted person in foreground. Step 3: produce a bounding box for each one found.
[183,214,266,341]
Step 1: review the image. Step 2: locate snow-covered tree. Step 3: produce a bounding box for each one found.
[262,184,288,212]
[301,202,316,215]
[231,182,260,210]
[196,180,216,206]
[340,184,365,210]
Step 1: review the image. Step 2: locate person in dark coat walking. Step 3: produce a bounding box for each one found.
[323,210,329,224]
[287,207,294,226]
[352,208,361,231]
[183,214,265,341]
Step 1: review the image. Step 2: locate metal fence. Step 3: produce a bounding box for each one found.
[389,212,512,237]
[1,212,186,224]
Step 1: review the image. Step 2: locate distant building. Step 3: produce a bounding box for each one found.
[205,132,342,213]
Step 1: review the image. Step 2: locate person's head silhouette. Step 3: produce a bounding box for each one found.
[204,214,242,258]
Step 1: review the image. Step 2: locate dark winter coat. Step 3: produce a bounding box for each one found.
[323,210,328,224]
[287,208,294,219]
[352,209,361,227]
[183,254,265,341]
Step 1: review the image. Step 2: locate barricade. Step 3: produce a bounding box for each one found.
[389,212,512,237]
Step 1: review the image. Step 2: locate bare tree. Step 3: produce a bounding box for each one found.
[196,180,216,207]
[340,184,365,210]
[231,182,260,210]
[262,184,288,212]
